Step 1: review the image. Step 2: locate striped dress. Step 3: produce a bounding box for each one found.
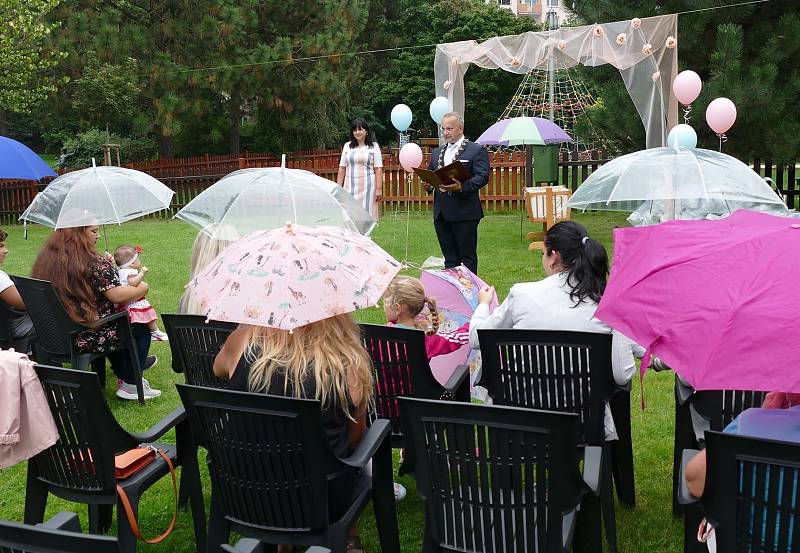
[339,141,383,219]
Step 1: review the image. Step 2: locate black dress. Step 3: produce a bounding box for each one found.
[229,353,357,520]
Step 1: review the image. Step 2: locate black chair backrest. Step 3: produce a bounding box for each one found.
[400,397,584,553]
[12,276,81,359]
[360,323,449,442]
[702,431,800,552]
[692,389,768,431]
[31,365,131,497]
[478,329,615,445]
[176,383,341,536]
[0,519,119,553]
[162,313,235,387]
[0,300,22,349]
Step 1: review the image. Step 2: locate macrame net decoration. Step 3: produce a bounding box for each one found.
[434,14,679,150]
[497,65,614,160]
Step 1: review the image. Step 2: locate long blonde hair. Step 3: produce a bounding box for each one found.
[179,228,233,314]
[244,314,373,420]
[383,276,440,335]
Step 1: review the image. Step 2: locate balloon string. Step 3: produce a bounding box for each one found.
[717,133,728,152]
[404,172,411,263]
[683,104,692,124]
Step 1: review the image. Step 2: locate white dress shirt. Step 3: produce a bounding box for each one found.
[469,272,645,439]
[443,136,465,166]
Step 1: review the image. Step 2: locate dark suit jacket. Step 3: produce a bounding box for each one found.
[427,140,490,221]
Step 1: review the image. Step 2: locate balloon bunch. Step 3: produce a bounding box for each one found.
[670,69,737,151]
[390,96,454,177]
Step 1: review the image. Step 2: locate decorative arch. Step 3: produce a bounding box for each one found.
[434,14,678,148]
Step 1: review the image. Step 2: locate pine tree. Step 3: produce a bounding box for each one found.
[566,1,800,161]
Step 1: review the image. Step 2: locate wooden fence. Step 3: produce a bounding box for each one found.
[0,151,796,226]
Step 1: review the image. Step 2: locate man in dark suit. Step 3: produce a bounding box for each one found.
[426,112,490,274]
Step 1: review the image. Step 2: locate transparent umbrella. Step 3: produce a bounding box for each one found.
[567,147,789,225]
[175,167,376,240]
[19,164,174,228]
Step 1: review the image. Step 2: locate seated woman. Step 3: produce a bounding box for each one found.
[685,392,800,498]
[0,229,36,353]
[31,225,159,400]
[178,227,232,315]
[469,220,643,439]
[214,314,373,552]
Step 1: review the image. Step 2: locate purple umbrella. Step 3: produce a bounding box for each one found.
[0,136,56,180]
[476,117,573,146]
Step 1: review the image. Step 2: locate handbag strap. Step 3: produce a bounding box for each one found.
[116,448,178,544]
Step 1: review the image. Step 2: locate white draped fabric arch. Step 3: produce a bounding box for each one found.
[434,14,678,148]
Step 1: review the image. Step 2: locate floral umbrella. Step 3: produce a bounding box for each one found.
[187,223,402,330]
[420,265,498,386]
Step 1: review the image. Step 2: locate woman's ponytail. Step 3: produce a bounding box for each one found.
[544,221,609,306]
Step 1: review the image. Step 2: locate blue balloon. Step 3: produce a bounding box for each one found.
[390,104,412,132]
[429,96,450,125]
[667,124,698,149]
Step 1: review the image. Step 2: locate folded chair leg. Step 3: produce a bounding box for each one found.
[23,464,48,525]
[207,498,232,553]
[610,391,636,507]
[91,357,106,387]
[372,437,401,553]
[683,503,705,553]
[574,492,602,553]
[88,504,113,534]
[601,445,618,553]
[117,492,140,553]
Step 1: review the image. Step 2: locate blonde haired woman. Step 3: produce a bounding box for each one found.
[178,227,232,314]
[213,314,373,550]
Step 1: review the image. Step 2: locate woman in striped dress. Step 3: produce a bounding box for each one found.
[337,118,383,220]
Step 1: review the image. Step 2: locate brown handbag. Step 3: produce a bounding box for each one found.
[114,446,178,544]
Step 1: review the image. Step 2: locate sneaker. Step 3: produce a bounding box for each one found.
[393,482,407,503]
[150,330,169,342]
[116,378,161,400]
[144,355,158,370]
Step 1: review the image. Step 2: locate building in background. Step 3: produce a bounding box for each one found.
[492,0,572,24]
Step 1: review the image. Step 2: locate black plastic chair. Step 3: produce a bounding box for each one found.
[176,383,401,553]
[359,323,469,473]
[680,431,800,553]
[0,299,26,350]
[0,512,119,553]
[11,275,144,403]
[672,386,766,552]
[399,397,602,553]
[24,365,206,553]
[477,328,618,553]
[162,313,234,387]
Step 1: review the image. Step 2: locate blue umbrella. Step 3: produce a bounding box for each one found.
[0,136,56,180]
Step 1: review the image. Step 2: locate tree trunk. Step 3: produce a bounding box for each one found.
[159,134,174,159]
[229,91,241,155]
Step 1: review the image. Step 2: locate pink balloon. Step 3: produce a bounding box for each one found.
[706,97,737,134]
[673,70,702,105]
[399,143,423,172]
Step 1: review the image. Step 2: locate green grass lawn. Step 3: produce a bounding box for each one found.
[0,211,683,552]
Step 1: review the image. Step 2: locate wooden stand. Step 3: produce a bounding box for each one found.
[524,185,572,250]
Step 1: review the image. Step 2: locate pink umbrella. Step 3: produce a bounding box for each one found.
[420,265,498,385]
[188,223,402,330]
[595,210,800,393]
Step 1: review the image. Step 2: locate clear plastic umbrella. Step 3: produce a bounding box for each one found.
[19,164,174,228]
[174,167,376,241]
[567,147,789,225]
